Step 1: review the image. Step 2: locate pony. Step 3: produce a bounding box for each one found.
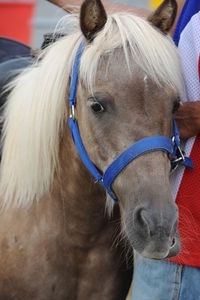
[0,0,183,299]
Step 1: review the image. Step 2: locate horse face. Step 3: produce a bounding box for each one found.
[77,50,180,259]
[77,0,180,259]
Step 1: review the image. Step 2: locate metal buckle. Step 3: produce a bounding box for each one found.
[172,145,185,164]
[69,105,75,120]
[171,144,185,173]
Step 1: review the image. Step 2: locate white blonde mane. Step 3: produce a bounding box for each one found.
[0,13,183,209]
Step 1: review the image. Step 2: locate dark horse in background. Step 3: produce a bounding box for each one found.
[0,0,182,299]
[0,34,58,108]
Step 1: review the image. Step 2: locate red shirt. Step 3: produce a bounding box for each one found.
[169,1,200,266]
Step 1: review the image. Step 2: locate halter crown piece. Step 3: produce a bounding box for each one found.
[68,41,194,203]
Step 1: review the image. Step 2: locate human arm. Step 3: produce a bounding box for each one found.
[46,0,149,16]
[172,0,200,139]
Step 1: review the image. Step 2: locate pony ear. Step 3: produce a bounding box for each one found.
[148,0,177,34]
[80,0,107,40]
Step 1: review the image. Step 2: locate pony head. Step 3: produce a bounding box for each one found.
[0,0,182,259]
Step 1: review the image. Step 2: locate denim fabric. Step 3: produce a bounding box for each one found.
[131,252,200,300]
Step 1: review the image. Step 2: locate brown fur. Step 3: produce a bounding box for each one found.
[0,54,177,300]
[0,134,132,299]
[148,0,177,34]
[0,0,179,299]
[80,0,107,40]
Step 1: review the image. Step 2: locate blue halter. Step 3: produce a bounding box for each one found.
[68,41,194,202]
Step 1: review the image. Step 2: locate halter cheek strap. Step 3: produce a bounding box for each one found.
[68,41,194,203]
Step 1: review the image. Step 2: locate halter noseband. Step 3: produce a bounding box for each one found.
[68,41,193,202]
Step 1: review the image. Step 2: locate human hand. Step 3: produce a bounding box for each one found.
[175,101,200,139]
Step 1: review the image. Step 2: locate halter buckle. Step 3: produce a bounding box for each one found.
[171,141,186,172]
[69,105,75,120]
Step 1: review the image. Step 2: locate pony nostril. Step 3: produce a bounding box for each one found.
[135,209,145,225]
[133,208,150,233]
[170,237,176,248]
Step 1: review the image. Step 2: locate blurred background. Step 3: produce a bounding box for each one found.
[0,0,162,49]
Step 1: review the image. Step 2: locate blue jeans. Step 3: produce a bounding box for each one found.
[131,253,200,300]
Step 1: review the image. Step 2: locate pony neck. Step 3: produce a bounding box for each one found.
[52,131,109,244]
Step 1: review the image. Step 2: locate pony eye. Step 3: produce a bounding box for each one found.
[91,102,104,113]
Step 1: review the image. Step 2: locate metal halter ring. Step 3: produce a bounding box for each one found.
[69,105,75,120]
